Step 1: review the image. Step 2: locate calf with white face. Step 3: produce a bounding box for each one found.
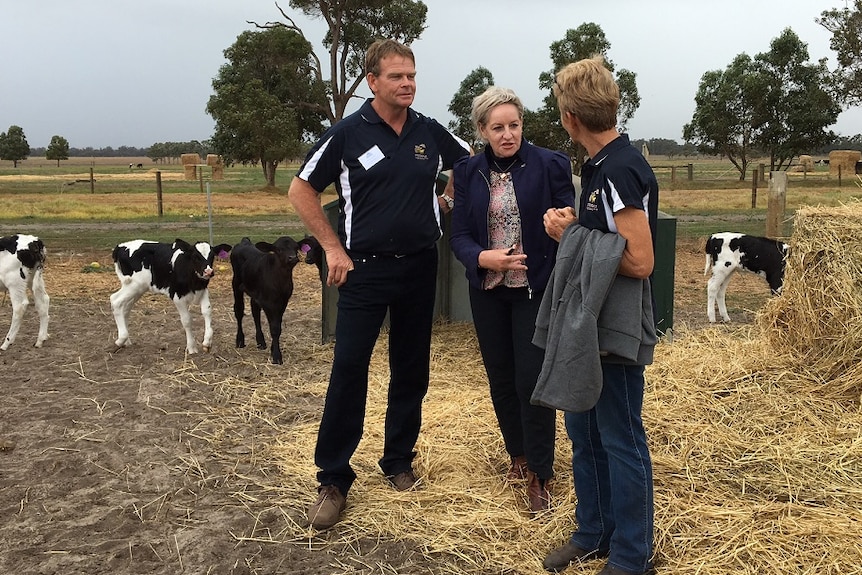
[704,232,788,322]
[0,234,50,350]
[110,238,231,354]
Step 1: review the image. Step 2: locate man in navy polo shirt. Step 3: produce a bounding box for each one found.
[289,38,471,530]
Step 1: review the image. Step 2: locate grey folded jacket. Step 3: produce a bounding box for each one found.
[531,224,657,412]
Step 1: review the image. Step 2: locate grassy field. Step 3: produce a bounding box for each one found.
[1,155,860,249]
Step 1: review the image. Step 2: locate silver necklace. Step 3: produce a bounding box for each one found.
[491,157,519,173]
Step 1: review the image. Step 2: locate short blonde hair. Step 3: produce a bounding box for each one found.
[471,86,524,142]
[553,56,619,133]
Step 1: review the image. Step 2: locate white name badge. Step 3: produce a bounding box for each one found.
[358,145,385,170]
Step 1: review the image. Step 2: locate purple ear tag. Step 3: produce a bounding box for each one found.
[218,249,229,259]
[300,244,311,254]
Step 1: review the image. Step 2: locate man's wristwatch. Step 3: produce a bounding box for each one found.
[441,194,454,210]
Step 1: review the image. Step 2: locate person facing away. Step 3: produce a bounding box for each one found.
[539,56,659,575]
[287,38,471,531]
[449,86,576,512]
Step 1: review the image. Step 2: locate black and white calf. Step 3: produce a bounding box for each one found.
[111,238,231,354]
[0,234,50,350]
[704,232,788,322]
[230,236,317,364]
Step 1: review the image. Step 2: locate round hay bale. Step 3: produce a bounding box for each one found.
[206,154,223,167]
[828,150,861,178]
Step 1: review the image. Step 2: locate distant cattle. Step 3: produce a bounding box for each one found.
[230,236,318,364]
[704,232,788,322]
[0,234,50,350]
[110,238,231,354]
[129,163,143,169]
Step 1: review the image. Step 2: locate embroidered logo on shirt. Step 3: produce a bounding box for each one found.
[585,189,600,212]
[414,144,428,160]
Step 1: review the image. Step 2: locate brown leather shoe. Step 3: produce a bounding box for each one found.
[527,471,551,512]
[307,485,346,530]
[387,469,417,491]
[543,542,609,572]
[505,455,528,481]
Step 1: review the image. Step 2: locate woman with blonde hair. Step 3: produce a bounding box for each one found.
[449,86,576,512]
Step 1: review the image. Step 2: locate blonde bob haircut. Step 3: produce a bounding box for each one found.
[553,56,619,133]
[471,86,524,142]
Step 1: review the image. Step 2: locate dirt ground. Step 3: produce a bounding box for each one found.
[0,238,770,575]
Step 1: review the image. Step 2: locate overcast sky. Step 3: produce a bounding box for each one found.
[2,0,859,149]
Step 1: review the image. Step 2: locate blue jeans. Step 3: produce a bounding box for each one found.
[565,363,654,574]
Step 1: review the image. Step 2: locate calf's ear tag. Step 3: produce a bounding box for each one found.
[300,244,311,254]
[218,249,229,259]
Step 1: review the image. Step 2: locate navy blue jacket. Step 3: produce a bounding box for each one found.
[450,141,576,292]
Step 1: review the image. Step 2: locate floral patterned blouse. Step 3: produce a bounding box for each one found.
[483,166,527,290]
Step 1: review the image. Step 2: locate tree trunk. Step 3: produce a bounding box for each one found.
[263,160,277,187]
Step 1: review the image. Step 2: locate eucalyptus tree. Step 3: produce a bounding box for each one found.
[817,0,862,106]
[752,29,839,170]
[684,55,764,180]
[46,135,70,167]
[684,29,840,179]
[207,26,327,186]
[523,23,640,175]
[250,0,428,124]
[447,67,494,148]
[0,125,29,167]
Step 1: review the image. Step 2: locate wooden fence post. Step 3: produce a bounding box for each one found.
[156,171,163,217]
[751,168,758,208]
[687,163,693,181]
[766,171,787,238]
[89,168,95,194]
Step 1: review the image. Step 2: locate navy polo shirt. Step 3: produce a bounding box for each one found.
[297,99,471,255]
[578,134,659,244]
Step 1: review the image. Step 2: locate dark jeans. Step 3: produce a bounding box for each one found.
[565,363,654,574]
[469,285,555,479]
[315,247,437,496]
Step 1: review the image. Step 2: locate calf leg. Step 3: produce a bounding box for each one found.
[707,268,734,323]
[251,299,266,350]
[233,281,246,348]
[198,289,214,352]
[173,297,200,354]
[264,307,285,365]
[715,274,733,322]
[110,283,144,348]
[1,283,29,351]
[30,268,50,348]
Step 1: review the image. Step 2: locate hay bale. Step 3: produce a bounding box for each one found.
[211,165,224,180]
[758,202,862,371]
[181,153,201,165]
[206,154,222,167]
[828,150,861,178]
[183,164,198,180]
[795,154,814,172]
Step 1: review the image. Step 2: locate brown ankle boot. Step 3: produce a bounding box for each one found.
[506,455,528,481]
[527,471,550,512]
